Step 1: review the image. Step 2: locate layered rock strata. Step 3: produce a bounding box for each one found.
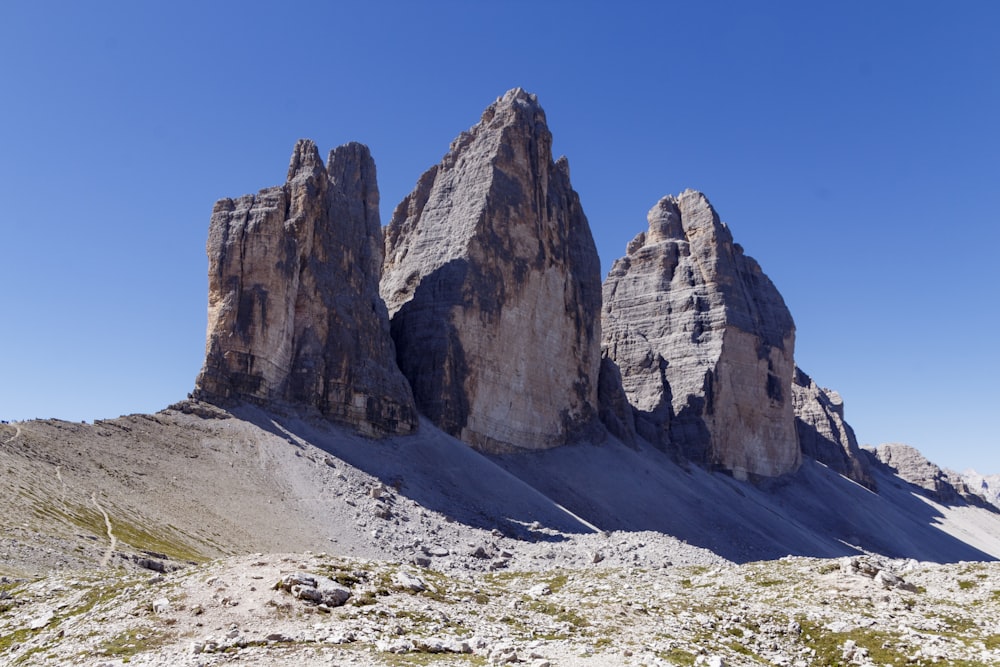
[194,140,417,436]
[792,367,875,489]
[602,191,800,478]
[872,443,993,508]
[381,88,603,452]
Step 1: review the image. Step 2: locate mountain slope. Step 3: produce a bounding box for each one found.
[2,404,997,581]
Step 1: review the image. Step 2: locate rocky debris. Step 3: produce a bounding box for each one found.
[792,366,875,489]
[381,88,603,452]
[872,443,993,507]
[194,140,417,436]
[274,571,351,607]
[4,551,1000,666]
[390,570,427,592]
[840,555,919,592]
[602,190,800,478]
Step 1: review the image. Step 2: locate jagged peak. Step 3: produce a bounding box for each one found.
[638,190,721,248]
[478,87,546,131]
[286,139,324,182]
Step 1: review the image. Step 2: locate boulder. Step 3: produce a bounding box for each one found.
[792,367,875,489]
[602,191,800,478]
[194,140,417,436]
[381,88,603,452]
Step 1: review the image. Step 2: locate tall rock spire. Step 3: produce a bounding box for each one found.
[381,88,603,452]
[194,140,417,436]
[603,190,800,478]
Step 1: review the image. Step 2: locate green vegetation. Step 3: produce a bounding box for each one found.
[798,619,906,666]
[97,628,168,661]
[524,599,590,629]
[26,494,205,563]
[657,648,696,665]
[377,653,487,666]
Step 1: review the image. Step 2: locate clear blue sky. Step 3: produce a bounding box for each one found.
[1,2,997,473]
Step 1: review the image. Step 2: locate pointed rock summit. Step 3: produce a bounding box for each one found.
[194,140,417,436]
[381,88,603,452]
[602,191,800,478]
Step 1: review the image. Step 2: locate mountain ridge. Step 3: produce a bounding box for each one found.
[3,87,997,578]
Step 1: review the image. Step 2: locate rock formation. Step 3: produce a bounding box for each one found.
[194,140,417,436]
[380,88,603,452]
[961,470,1000,510]
[602,191,800,478]
[792,367,875,489]
[871,443,992,508]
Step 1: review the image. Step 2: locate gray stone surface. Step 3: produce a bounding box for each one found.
[792,366,875,489]
[871,443,992,507]
[381,88,602,452]
[602,191,800,478]
[194,140,417,436]
[962,469,1000,510]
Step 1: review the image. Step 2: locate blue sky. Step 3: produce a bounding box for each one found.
[1,2,997,473]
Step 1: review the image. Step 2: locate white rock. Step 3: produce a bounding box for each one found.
[392,571,427,592]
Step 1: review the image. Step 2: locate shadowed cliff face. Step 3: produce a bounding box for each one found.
[194,140,417,436]
[793,366,876,489]
[602,191,801,479]
[380,88,603,452]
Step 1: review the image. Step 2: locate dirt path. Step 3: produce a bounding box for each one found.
[55,466,67,507]
[91,492,117,567]
[3,422,22,444]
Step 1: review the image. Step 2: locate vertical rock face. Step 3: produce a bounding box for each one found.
[194,140,417,436]
[380,88,603,452]
[792,367,875,489]
[602,191,800,478]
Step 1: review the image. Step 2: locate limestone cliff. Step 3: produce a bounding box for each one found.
[602,191,800,478]
[871,443,993,508]
[792,367,875,489]
[381,88,603,452]
[194,140,417,436]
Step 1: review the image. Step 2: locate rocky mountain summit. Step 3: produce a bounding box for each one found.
[602,191,800,479]
[381,88,602,452]
[194,140,416,436]
[3,87,999,666]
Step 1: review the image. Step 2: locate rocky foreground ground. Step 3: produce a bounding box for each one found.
[5,411,1000,666]
[3,550,1000,666]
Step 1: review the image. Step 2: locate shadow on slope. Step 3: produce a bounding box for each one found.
[234,406,596,541]
[490,437,1000,564]
[229,404,998,564]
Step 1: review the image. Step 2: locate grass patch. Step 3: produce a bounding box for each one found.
[658,648,696,665]
[525,600,590,629]
[28,497,204,563]
[798,619,905,665]
[377,653,487,666]
[98,628,168,660]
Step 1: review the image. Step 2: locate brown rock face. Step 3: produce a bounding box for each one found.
[602,191,800,478]
[194,140,417,436]
[380,88,603,452]
[792,367,875,489]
